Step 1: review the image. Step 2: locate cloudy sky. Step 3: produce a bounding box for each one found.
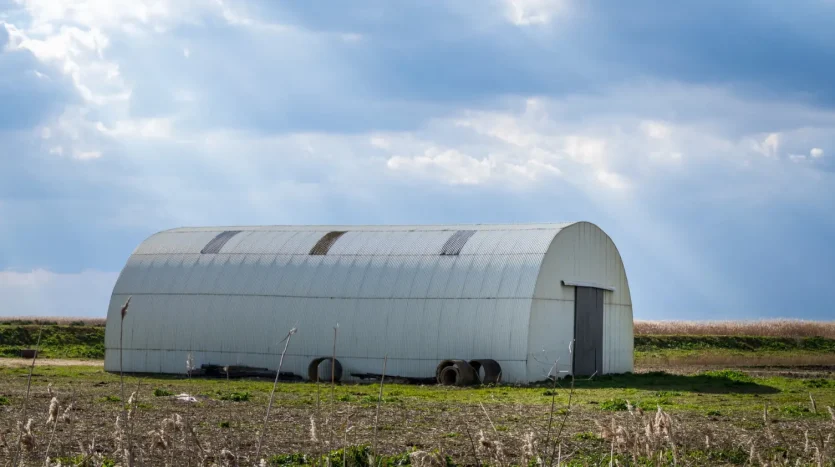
[2,0,835,320]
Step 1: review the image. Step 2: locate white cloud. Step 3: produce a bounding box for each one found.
[97,118,174,140]
[183,47,190,58]
[754,132,780,158]
[0,269,118,317]
[596,170,629,190]
[387,148,494,185]
[789,154,807,163]
[811,147,824,158]
[505,0,567,25]
[370,136,390,149]
[641,121,671,139]
[73,149,102,160]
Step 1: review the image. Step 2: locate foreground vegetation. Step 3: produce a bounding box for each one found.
[0,363,834,466]
[1,318,834,464]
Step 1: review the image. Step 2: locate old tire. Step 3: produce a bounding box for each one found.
[468,359,502,384]
[307,357,343,382]
[437,360,478,386]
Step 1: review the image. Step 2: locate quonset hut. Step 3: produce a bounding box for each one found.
[104,222,633,383]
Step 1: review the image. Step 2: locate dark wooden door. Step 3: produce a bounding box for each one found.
[573,286,604,376]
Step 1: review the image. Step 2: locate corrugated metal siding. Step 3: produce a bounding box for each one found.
[105,222,631,382]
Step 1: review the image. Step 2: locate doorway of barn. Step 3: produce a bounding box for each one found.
[573,286,604,376]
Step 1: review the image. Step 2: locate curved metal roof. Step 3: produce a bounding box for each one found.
[113,223,575,300]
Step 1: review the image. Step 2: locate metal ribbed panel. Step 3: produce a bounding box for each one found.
[325,231,364,255]
[391,255,421,297]
[260,255,290,295]
[291,256,324,296]
[357,256,389,298]
[443,255,475,298]
[478,255,508,298]
[250,255,277,295]
[408,255,441,298]
[514,254,547,297]
[496,254,525,298]
[304,255,341,297]
[461,254,491,298]
[461,230,508,255]
[376,255,404,298]
[217,254,246,295]
[280,231,325,255]
[134,231,221,255]
[112,257,143,294]
[225,230,268,254]
[425,256,456,299]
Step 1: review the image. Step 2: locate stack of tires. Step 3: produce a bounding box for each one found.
[436,359,501,386]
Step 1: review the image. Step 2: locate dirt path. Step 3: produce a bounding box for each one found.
[0,357,103,367]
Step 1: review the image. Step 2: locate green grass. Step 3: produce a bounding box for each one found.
[3,364,833,419]
[153,387,174,397]
[0,324,105,359]
[635,335,835,352]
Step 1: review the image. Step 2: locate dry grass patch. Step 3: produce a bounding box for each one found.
[0,317,106,326]
[635,320,835,338]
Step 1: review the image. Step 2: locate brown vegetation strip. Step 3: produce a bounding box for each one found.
[635,319,835,338]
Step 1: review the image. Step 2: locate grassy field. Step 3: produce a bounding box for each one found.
[1,319,834,465]
[0,363,833,466]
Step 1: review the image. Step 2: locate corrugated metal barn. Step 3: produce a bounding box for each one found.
[104,222,633,383]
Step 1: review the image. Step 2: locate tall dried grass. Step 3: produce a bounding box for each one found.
[0,317,106,326]
[635,319,835,338]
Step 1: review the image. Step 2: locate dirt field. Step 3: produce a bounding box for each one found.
[1,363,834,466]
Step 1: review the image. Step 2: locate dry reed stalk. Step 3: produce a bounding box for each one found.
[462,423,482,467]
[548,371,576,467]
[43,396,60,463]
[10,324,43,467]
[372,355,388,463]
[542,359,560,463]
[125,379,141,467]
[328,324,339,453]
[254,326,297,462]
[119,296,132,404]
[548,340,578,467]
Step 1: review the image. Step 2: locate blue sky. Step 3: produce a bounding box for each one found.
[2,0,835,320]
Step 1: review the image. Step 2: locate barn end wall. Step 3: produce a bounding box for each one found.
[527,222,633,380]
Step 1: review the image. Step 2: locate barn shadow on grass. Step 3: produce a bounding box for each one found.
[563,370,779,394]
